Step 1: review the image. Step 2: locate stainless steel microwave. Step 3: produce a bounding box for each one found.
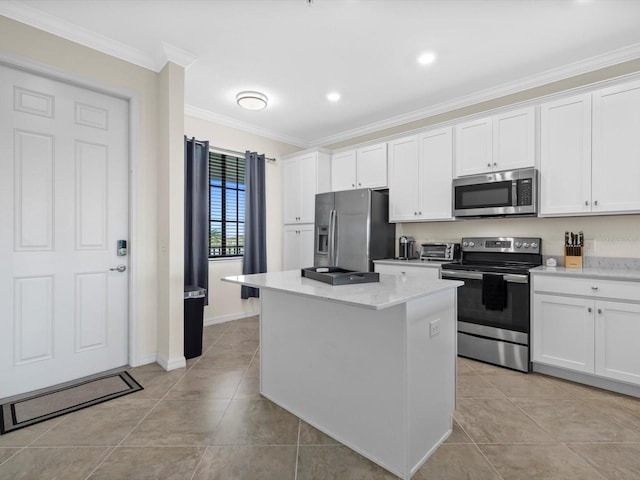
[452,168,538,217]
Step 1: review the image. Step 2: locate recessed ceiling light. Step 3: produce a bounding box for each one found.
[417,52,437,66]
[327,92,341,102]
[236,91,268,110]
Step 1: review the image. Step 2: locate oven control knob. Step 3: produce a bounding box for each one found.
[468,242,475,247]
[515,242,522,248]
[531,242,538,249]
[523,242,530,248]
[462,242,468,247]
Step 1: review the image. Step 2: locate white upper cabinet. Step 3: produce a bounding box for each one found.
[283,150,331,224]
[539,94,592,216]
[355,143,387,189]
[455,106,535,177]
[419,127,454,220]
[592,79,640,214]
[455,117,492,177]
[388,127,453,222]
[539,79,640,216]
[330,150,357,191]
[331,143,387,191]
[388,135,420,222]
[493,107,536,171]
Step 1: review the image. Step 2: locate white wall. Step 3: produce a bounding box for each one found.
[398,215,640,262]
[156,62,186,368]
[184,115,301,323]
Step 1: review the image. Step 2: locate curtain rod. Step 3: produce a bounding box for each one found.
[210,145,276,163]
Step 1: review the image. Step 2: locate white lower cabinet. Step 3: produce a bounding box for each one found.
[595,301,640,384]
[532,274,640,386]
[374,263,440,281]
[282,224,314,271]
[533,294,595,373]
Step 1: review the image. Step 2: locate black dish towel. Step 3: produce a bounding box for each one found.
[482,274,507,311]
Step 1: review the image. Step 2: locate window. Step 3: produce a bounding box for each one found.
[209,152,245,257]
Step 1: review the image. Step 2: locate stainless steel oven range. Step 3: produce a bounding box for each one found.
[440,237,542,372]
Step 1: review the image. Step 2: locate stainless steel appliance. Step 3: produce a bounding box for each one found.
[420,242,460,262]
[452,167,538,218]
[314,189,395,272]
[441,237,542,372]
[398,236,416,260]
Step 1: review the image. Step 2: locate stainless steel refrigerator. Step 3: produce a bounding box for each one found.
[314,189,395,272]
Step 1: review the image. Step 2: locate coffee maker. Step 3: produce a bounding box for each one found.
[398,236,416,260]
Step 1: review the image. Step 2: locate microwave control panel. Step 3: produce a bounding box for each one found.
[516,178,533,206]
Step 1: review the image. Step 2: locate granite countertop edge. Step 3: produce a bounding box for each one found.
[373,258,446,268]
[531,265,640,282]
[222,270,463,310]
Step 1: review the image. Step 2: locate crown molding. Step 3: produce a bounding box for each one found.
[0,0,196,72]
[159,42,197,70]
[309,42,640,147]
[184,105,309,148]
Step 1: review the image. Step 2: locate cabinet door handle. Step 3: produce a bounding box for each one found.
[358,183,362,186]
[487,163,491,167]
[493,162,497,167]
[597,308,602,314]
[591,286,599,290]
[585,200,589,206]
[594,200,599,206]
[418,211,422,215]
[588,307,592,313]
[352,184,355,187]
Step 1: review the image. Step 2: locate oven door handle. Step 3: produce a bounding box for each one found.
[441,270,529,284]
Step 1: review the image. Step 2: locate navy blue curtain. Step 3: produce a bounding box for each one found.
[241,151,267,299]
[184,136,209,305]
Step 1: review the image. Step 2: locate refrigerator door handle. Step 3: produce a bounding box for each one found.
[329,209,337,266]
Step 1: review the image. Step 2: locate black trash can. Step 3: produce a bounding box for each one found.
[184,285,206,359]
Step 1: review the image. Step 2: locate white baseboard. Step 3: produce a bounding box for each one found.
[130,353,158,368]
[533,363,640,398]
[131,313,258,371]
[156,353,187,371]
[204,310,259,327]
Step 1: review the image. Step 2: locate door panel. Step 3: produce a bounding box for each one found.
[0,64,129,398]
[335,189,370,272]
[595,301,640,384]
[14,130,55,251]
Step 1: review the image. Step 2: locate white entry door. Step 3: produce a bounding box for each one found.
[0,65,129,399]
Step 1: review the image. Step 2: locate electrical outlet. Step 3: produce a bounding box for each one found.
[430,319,441,337]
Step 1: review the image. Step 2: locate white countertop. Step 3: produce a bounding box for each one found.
[222,270,462,310]
[373,258,446,268]
[531,265,640,282]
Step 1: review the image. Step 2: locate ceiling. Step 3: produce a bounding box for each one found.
[3,0,640,148]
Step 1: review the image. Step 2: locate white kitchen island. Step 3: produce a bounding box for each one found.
[223,270,462,479]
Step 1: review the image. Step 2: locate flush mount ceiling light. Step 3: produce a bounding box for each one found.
[417,52,437,66]
[327,92,341,102]
[236,91,268,110]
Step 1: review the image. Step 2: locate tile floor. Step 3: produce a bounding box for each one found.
[2,316,640,479]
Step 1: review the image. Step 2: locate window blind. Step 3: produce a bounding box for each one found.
[209,152,245,257]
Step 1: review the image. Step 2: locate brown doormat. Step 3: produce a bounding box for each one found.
[0,371,143,434]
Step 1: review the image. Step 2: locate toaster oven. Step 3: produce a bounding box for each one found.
[420,243,461,262]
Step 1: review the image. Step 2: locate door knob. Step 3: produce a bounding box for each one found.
[110,264,127,273]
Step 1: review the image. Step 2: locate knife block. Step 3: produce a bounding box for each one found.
[564,246,583,268]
